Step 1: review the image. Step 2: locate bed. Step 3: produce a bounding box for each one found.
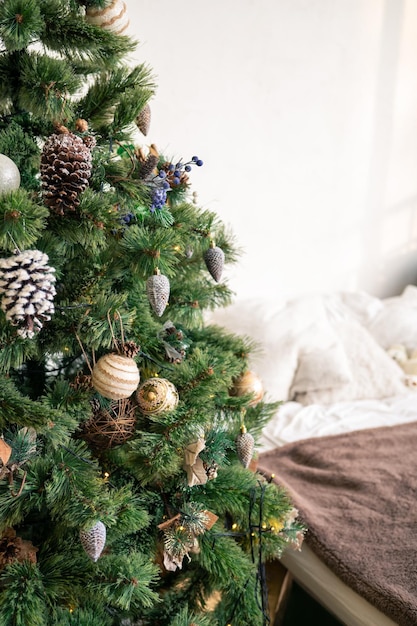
[209,286,417,626]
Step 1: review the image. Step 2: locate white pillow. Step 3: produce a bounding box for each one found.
[208,294,352,402]
[290,340,352,396]
[367,285,417,351]
[294,316,407,405]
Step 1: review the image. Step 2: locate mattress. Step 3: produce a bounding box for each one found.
[259,392,417,626]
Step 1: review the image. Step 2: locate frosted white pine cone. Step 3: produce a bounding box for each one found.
[236,428,255,468]
[80,520,106,562]
[0,249,56,338]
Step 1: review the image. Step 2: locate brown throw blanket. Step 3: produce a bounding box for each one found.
[259,421,417,626]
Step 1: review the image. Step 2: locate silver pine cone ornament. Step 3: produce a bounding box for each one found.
[80,521,106,562]
[136,102,151,136]
[40,130,93,215]
[236,425,255,468]
[146,268,170,316]
[0,249,56,338]
[204,240,225,282]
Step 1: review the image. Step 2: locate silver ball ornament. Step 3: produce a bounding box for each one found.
[0,154,20,194]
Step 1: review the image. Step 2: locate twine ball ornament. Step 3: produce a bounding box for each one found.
[91,353,140,400]
[136,377,179,416]
[0,249,56,338]
[229,370,264,407]
[236,425,255,468]
[146,268,170,317]
[0,154,20,194]
[85,0,130,34]
[204,240,225,283]
[80,398,136,449]
[80,521,106,562]
[136,103,151,136]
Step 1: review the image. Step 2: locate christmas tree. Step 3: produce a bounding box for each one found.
[0,2,304,625]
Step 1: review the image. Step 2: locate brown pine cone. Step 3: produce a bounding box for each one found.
[40,131,93,215]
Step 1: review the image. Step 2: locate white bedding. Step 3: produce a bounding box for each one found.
[259,391,417,452]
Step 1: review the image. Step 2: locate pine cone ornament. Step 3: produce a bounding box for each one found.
[236,425,255,468]
[80,521,106,562]
[0,249,56,338]
[204,241,225,282]
[137,151,158,180]
[146,269,170,316]
[136,103,151,136]
[40,131,93,215]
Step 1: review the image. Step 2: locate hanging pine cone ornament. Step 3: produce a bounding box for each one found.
[0,249,56,338]
[0,154,20,194]
[91,353,140,400]
[80,398,137,450]
[80,521,106,562]
[136,103,151,136]
[229,370,264,407]
[204,240,225,282]
[136,377,179,416]
[236,425,255,468]
[146,268,170,317]
[85,0,130,34]
[40,130,93,215]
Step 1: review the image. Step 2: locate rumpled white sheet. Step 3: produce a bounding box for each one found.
[258,391,417,452]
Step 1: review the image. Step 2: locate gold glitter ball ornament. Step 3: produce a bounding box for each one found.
[136,377,179,416]
[91,353,140,400]
[229,370,264,407]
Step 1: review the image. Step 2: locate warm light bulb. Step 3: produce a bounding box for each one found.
[232,523,238,530]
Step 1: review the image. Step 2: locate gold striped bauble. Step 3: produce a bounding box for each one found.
[92,353,140,400]
[136,377,179,416]
[85,0,130,35]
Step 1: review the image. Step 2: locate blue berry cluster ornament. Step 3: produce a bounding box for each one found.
[145,154,203,214]
[161,155,203,188]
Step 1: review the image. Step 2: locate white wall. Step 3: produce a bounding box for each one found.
[126,0,417,301]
